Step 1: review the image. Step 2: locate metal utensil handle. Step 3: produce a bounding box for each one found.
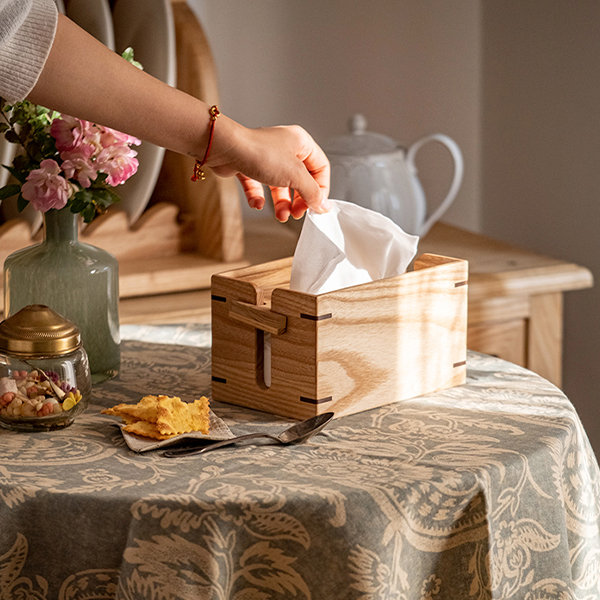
[163,432,280,457]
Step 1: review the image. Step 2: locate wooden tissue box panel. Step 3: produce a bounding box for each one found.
[211,253,468,419]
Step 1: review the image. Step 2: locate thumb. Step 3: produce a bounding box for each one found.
[291,168,330,216]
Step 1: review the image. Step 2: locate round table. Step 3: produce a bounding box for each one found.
[1,324,599,600]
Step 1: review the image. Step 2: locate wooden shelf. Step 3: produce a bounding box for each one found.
[119,215,298,321]
[119,254,248,298]
[120,289,213,324]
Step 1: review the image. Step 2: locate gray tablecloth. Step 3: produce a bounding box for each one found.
[0,324,599,600]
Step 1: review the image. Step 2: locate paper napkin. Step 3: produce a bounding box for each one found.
[118,410,234,453]
[289,199,419,295]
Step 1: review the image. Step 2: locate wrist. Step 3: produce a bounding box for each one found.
[204,113,248,171]
[189,105,220,181]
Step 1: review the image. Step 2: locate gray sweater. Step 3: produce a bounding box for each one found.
[0,0,58,102]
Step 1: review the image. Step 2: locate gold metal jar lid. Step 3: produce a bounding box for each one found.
[0,305,81,357]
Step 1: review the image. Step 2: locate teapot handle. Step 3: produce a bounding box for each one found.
[406,134,464,237]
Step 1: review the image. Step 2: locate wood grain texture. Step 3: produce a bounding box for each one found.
[211,253,468,419]
[150,0,244,263]
[81,204,181,261]
[468,319,527,367]
[118,254,248,298]
[421,222,594,386]
[467,295,530,326]
[229,300,287,335]
[421,222,593,299]
[120,289,212,324]
[528,292,563,387]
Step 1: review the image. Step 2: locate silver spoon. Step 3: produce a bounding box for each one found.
[163,412,334,458]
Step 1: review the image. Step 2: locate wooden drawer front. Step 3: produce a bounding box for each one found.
[468,319,527,367]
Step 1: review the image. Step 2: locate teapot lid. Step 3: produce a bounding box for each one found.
[323,114,399,156]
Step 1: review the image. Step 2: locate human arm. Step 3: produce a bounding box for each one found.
[27,13,330,221]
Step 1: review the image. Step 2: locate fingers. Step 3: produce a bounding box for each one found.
[290,192,308,220]
[228,124,331,223]
[303,142,331,208]
[237,174,265,210]
[269,185,292,222]
[238,173,296,222]
[290,131,331,216]
[289,166,329,219]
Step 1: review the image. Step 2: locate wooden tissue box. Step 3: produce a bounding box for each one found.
[211,253,468,419]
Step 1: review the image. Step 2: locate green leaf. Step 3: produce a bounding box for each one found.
[16,193,28,212]
[0,183,20,200]
[68,191,88,213]
[81,204,96,223]
[90,189,108,206]
[106,188,121,205]
[4,129,20,144]
[121,46,133,61]
[121,46,143,70]
[92,188,119,209]
[3,164,27,183]
[12,154,32,173]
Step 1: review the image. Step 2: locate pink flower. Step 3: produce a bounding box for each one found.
[61,156,97,188]
[96,145,139,186]
[21,159,72,212]
[99,126,141,148]
[50,115,98,160]
[50,115,83,151]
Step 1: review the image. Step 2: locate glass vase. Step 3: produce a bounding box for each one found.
[3,208,120,383]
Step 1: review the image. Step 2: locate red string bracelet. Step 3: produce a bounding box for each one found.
[191,104,220,182]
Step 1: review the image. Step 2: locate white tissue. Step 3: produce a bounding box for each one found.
[289,199,419,295]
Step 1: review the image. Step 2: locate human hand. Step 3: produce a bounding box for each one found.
[208,119,330,222]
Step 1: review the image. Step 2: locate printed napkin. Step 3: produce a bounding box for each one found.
[289,199,419,294]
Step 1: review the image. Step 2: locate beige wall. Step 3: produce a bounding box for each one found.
[189,0,599,455]
[189,0,482,230]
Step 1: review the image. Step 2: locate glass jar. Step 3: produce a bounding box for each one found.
[0,305,92,431]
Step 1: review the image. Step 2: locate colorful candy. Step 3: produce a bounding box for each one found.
[0,370,81,419]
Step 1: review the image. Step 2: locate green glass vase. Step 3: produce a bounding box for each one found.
[3,208,120,383]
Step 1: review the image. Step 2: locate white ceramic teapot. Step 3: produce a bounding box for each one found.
[323,114,464,237]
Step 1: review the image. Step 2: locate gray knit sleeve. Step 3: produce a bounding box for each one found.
[0,0,58,102]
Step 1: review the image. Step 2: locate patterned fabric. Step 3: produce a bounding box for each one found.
[1,324,599,600]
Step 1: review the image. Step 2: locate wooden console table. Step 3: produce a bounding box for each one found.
[120,221,593,388]
[419,223,593,387]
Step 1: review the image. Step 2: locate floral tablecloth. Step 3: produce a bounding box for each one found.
[1,324,599,600]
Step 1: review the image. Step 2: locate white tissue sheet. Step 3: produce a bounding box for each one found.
[289,199,419,295]
[263,200,418,388]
